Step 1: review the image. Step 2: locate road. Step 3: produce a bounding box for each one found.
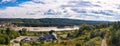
[101,38,107,46]
[10,36,28,46]
[101,34,107,46]
[13,43,20,46]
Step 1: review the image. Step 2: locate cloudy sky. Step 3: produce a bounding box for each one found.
[0,0,120,21]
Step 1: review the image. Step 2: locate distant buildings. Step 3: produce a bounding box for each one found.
[0,21,17,27]
[12,30,68,42]
[38,30,58,41]
[20,30,59,42]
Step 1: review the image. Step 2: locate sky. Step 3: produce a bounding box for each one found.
[0,0,120,21]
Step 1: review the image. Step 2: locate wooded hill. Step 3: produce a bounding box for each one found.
[0,18,108,27]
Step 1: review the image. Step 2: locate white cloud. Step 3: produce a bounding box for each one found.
[0,0,120,21]
[2,0,12,2]
[1,0,16,2]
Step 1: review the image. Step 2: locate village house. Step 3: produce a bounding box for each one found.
[38,30,59,41]
[20,30,59,42]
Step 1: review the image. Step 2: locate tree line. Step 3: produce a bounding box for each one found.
[0,18,107,27]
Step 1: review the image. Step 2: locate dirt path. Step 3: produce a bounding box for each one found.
[11,36,28,46]
[101,38,107,46]
[101,34,107,46]
[11,36,28,42]
[13,43,20,46]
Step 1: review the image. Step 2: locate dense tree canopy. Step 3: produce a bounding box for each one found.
[0,18,107,27]
[0,27,20,44]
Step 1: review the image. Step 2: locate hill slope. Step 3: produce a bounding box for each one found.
[0,18,108,27]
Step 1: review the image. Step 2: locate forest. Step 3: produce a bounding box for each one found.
[0,18,107,27]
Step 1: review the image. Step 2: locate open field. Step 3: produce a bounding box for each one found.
[13,26,79,31]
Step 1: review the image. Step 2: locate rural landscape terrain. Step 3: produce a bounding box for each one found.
[0,18,119,46]
[0,0,120,46]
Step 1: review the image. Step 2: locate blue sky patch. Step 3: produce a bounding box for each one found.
[0,0,31,8]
